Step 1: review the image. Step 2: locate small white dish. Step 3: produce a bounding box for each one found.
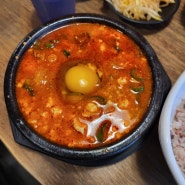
[159,71,185,185]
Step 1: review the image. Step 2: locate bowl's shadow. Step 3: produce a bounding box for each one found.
[135,123,177,184]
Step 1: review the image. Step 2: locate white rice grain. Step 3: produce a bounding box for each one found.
[171,97,185,177]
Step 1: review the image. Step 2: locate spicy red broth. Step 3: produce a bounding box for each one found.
[15,23,153,148]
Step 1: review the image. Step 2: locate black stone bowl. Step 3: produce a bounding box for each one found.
[4,13,171,166]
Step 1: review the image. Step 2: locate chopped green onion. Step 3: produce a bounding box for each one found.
[33,40,41,49]
[45,43,54,48]
[115,45,120,52]
[132,86,144,93]
[23,82,35,96]
[33,40,40,46]
[130,69,143,81]
[63,50,70,58]
[96,121,111,142]
[89,96,106,105]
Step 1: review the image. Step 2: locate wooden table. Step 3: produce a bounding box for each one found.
[1,0,185,184]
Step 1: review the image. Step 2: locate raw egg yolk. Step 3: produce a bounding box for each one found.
[65,65,99,94]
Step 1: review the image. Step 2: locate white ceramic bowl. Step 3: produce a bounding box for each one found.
[159,71,185,185]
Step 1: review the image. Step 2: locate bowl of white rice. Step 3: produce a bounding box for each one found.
[159,71,185,185]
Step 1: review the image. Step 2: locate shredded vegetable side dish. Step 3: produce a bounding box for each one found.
[106,0,175,21]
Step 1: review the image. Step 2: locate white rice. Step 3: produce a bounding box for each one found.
[171,97,185,177]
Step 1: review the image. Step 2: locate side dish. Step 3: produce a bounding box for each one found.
[107,0,175,21]
[15,23,153,149]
